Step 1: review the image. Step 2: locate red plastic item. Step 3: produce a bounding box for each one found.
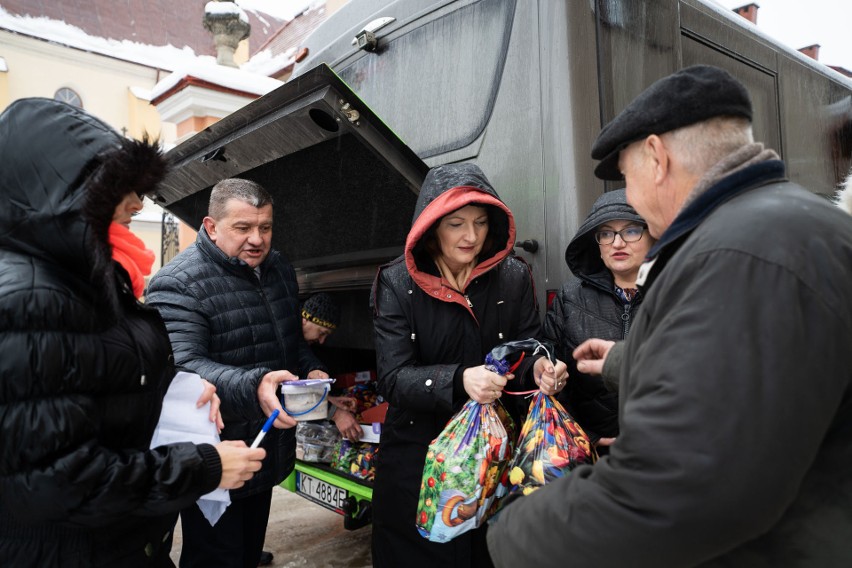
[360,401,388,424]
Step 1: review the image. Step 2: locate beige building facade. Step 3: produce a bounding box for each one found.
[1,1,343,281]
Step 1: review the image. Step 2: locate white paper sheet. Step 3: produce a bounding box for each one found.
[151,371,230,526]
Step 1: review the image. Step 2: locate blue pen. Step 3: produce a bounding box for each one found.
[250,409,280,448]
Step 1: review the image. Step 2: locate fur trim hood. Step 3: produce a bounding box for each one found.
[0,98,168,313]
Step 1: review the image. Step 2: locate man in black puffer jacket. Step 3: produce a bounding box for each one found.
[147,178,327,567]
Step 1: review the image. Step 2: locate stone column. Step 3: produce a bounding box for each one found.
[203,1,250,68]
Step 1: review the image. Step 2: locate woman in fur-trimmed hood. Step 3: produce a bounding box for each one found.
[369,163,567,568]
[0,98,261,567]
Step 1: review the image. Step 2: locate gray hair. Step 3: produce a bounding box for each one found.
[208,178,274,220]
[662,116,754,175]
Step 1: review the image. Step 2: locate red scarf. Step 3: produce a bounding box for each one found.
[109,222,155,298]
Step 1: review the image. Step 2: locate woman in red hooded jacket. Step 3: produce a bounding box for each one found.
[370,163,567,567]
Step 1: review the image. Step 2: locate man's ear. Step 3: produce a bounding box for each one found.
[645,134,669,185]
[202,216,217,240]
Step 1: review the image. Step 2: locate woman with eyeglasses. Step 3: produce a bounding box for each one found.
[542,189,655,452]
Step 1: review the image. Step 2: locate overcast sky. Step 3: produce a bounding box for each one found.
[714,0,852,73]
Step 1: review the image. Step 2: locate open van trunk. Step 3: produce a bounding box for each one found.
[155,63,429,528]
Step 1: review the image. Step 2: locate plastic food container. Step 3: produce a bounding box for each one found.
[296,421,341,444]
[297,441,338,463]
[281,379,334,421]
[296,421,341,463]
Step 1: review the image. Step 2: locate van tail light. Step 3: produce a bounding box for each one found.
[546,289,557,310]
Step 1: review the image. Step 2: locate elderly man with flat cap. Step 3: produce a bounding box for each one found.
[488,65,852,566]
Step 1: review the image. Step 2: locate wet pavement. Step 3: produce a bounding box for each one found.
[170,486,373,567]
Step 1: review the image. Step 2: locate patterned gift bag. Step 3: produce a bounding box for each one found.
[505,392,597,498]
[415,400,514,542]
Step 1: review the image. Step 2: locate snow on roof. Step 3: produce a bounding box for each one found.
[242,46,297,77]
[151,57,283,101]
[130,86,152,101]
[237,0,321,22]
[204,1,249,24]
[0,6,199,71]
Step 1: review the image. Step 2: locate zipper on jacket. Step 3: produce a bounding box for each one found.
[118,274,148,386]
[621,303,632,338]
[464,294,473,308]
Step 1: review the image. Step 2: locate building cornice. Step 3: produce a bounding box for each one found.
[154,82,256,125]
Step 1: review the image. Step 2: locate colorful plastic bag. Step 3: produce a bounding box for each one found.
[506,392,597,498]
[416,400,514,542]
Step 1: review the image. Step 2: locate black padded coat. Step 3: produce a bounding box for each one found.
[0,98,221,567]
[489,161,852,567]
[370,163,541,568]
[146,228,326,499]
[543,189,646,441]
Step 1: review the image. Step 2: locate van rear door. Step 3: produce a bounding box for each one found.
[153,63,428,275]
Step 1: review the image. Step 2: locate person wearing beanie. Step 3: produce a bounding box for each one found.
[301,292,341,345]
[489,65,852,566]
[0,98,265,566]
[542,189,654,451]
[298,292,363,441]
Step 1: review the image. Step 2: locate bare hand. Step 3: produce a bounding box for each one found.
[328,396,358,413]
[463,365,510,404]
[258,370,298,429]
[215,440,266,490]
[332,409,363,442]
[573,339,615,376]
[534,357,569,396]
[197,379,223,432]
[596,437,616,447]
[307,369,329,379]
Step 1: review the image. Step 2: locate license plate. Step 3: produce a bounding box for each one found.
[297,472,348,512]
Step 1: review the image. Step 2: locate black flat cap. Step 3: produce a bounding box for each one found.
[591,65,753,180]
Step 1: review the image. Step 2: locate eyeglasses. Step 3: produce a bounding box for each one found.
[594,225,645,245]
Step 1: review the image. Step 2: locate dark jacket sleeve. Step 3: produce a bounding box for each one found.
[542,286,570,363]
[372,268,459,414]
[146,273,267,418]
[0,322,221,527]
[601,340,624,392]
[487,248,852,566]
